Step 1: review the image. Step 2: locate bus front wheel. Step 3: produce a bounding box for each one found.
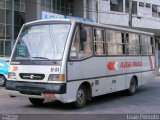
[72,85,87,108]
[29,98,44,106]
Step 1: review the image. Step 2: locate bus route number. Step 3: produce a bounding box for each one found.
[51,66,61,73]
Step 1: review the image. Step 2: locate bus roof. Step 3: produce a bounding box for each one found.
[24,19,154,36]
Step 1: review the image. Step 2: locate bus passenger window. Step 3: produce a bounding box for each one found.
[70,26,93,60]
[94,29,105,55]
[107,30,125,55]
[141,35,154,55]
[127,33,140,55]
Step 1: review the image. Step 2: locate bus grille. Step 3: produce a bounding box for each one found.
[19,73,45,80]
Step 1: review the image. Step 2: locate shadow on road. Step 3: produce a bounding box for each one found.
[24,86,151,110]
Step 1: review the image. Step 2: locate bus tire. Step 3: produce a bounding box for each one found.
[0,75,6,86]
[29,98,44,106]
[127,77,137,96]
[72,85,87,108]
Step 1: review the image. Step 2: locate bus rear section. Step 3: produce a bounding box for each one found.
[6,19,155,108]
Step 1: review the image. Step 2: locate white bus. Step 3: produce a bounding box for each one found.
[6,19,155,108]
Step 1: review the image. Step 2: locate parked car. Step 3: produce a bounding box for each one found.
[0,57,9,86]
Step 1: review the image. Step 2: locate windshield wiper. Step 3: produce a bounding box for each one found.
[15,55,31,60]
[31,57,55,63]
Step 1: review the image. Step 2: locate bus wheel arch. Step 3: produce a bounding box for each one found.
[81,82,92,101]
[72,82,92,108]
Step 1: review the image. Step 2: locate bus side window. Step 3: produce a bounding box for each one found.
[94,29,105,55]
[107,30,125,55]
[70,26,93,60]
[127,33,141,55]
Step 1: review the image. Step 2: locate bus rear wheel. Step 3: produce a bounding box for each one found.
[72,86,87,108]
[29,98,44,106]
[127,77,137,95]
[0,76,6,86]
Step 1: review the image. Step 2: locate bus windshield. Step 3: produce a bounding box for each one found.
[12,24,70,61]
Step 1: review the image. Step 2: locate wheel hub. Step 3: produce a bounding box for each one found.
[77,89,85,104]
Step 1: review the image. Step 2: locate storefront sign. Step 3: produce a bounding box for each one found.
[41,11,93,22]
[41,11,64,19]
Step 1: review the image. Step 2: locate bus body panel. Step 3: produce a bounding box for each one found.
[8,65,62,83]
[6,19,155,106]
[67,57,107,81]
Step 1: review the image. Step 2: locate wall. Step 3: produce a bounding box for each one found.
[25,0,39,22]
[73,0,84,18]
[92,0,160,32]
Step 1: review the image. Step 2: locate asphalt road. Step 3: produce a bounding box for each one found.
[0,78,160,120]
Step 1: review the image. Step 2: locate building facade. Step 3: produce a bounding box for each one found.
[25,0,86,22]
[0,0,25,57]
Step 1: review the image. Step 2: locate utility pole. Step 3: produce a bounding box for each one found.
[96,0,99,23]
[129,0,132,28]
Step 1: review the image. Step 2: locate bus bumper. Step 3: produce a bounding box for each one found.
[5,80,66,97]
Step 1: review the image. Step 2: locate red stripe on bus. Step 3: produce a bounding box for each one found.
[149,56,153,70]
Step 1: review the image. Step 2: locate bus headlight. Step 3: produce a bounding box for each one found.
[48,74,65,81]
[8,72,16,79]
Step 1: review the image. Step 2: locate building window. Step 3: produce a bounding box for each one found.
[139,2,144,7]
[41,0,51,12]
[0,0,25,57]
[40,0,73,16]
[5,41,11,56]
[0,40,4,56]
[0,0,5,9]
[0,24,5,39]
[110,0,123,12]
[146,3,151,8]
[125,0,137,14]
[6,25,12,39]
[52,0,73,16]
[152,5,160,18]
[0,9,5,23]
[6,0,12,10]
[14,12,25,39]
[6,10,12,24]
